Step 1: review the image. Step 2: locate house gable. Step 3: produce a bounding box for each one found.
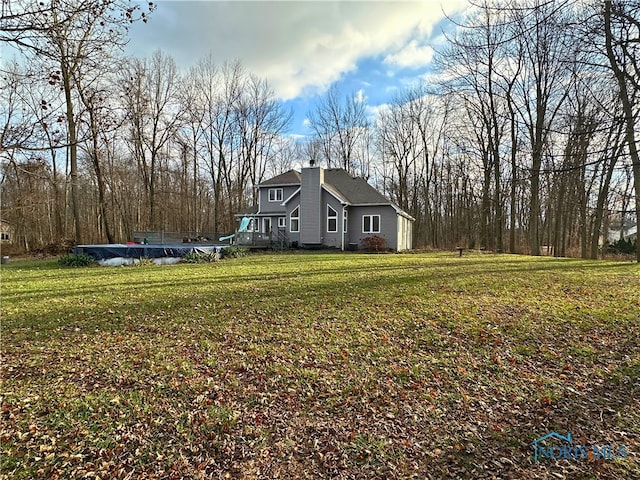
[258,184,300,214]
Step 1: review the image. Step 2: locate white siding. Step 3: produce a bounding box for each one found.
[396,215,413,251]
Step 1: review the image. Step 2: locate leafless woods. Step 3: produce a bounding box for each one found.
[1,0,638,259]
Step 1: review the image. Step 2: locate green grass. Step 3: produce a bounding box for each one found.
[1,252,639,479]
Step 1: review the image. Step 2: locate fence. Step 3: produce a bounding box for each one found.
[131,231,229,244]
[234,229,288,249]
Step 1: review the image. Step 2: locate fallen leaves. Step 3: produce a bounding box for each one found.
[1,253,639,479]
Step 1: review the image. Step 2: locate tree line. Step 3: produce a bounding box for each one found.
[1,0,638,260]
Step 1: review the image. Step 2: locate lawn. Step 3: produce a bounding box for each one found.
[1,252,638,479]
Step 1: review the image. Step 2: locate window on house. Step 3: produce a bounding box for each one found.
[268,188,283,202]
[278,217,286,228]
[290,206,300,232]
[327,205,338,233]
[362,215,380,234]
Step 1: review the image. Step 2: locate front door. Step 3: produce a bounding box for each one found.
[263,218,272,235]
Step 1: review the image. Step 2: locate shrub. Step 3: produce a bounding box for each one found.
[360,235,387,252]
[135,256,155,267]
[36,239,76,256]
[222,246,249,259]
[606,238,637,255]
[58,253,95,267]
[182,251,220,263]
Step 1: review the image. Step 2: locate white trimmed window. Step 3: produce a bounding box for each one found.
[268,188,283,202]
[278,217,286,228]
[327,205,338,233]
[362,215,380,234]
[290,206,300,233]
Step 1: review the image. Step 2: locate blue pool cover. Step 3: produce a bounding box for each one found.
[73,243,226,260]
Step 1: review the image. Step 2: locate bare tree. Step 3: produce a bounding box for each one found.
[604,0,640,261]
[120,50,182,228]
[307,86,369,174]
[376,96,420,213]
[510,0,574,255]
[300,137,324,168]
[1,59,72,244]
[265,136,298,178]
[235,74,291,209]
[2,0,153,241]
[437,1,530,252]
[77,83,120,243]
[176,72,207,234]
[196,59,244,231]
[0,62,42,153]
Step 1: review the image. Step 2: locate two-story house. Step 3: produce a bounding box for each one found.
[233,166,414,251]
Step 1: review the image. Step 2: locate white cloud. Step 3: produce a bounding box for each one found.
[383,40,435,69]
[354,89,366,104]
[127,1,470,101]
[287,133,308,141]
[366,103,391,122]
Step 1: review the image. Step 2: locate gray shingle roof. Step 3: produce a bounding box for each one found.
[323,169,390,205]
[254,167,414,221]
[261,168,391,204]
[259,170,301,186]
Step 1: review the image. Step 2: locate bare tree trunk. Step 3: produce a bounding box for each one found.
[60,63,82,242]
[604,0,640,262]
[590,124,623,260]
[507,87,519,253]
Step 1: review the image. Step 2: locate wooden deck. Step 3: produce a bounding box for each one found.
[234,231,288,249]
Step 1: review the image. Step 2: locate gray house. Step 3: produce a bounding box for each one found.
[234,166,414,251]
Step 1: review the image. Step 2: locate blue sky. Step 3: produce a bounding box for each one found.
[126,1,469,137]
